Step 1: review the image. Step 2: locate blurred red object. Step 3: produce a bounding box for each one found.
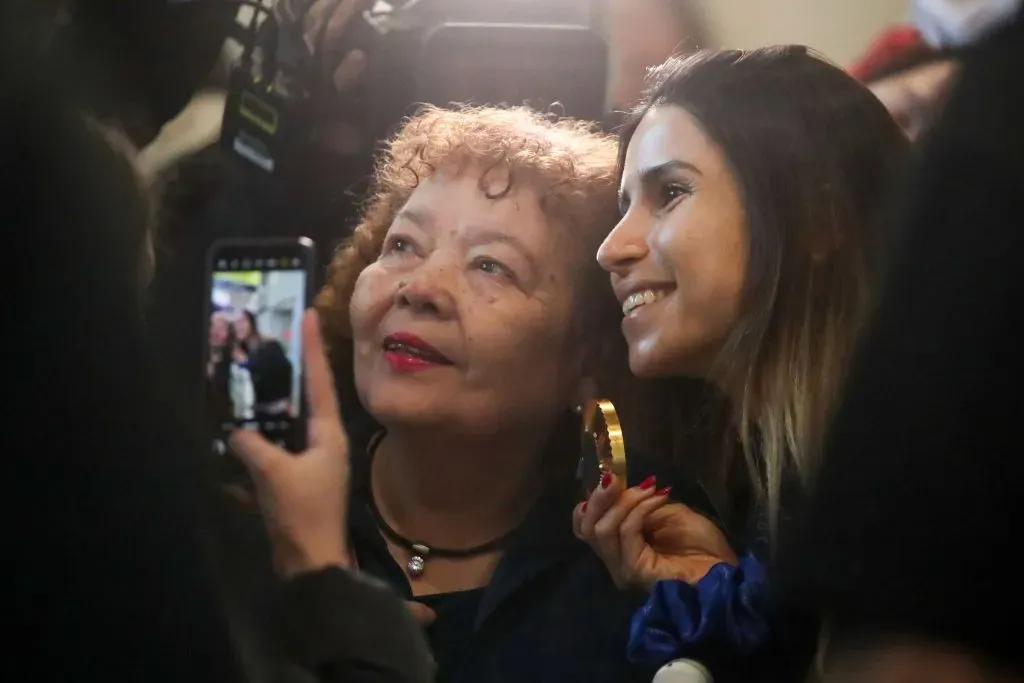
[849,26,933,82]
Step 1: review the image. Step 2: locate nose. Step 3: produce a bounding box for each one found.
[394,259,458,318]
[597,210,650,276]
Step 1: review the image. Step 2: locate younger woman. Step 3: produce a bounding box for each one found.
[576,47,911,681]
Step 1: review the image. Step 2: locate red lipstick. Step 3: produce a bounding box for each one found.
[382,332,451,372]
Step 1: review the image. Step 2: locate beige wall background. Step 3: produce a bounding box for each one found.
[705,0,911,66]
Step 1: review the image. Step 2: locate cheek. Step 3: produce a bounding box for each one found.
[470,305,570,375]
[348,266,391,339]
[653,202,747,296]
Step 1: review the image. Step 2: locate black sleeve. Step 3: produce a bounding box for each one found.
[777,8,1024,666]
[4,68,248,683]
[277,568,435,683]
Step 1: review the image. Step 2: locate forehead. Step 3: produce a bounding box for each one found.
[622,106,724,182]
[400,168,574,268]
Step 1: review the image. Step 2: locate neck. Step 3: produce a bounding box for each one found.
[372,425,550,550]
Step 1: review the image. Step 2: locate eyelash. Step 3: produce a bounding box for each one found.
[381,234,417,257]
[382,237,514,281]
[658,182,693,209]
[618,181,694,215]
[472,257,513,280]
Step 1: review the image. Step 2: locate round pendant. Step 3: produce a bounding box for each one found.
[407,555,426,578]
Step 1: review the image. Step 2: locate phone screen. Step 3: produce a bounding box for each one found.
[204,238,315,455]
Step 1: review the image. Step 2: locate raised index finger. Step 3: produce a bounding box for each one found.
[301,309,342,431]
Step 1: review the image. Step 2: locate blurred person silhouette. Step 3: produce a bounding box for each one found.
[233,310,294,420]
[779,5,1024,682]
[603,0,714,119]
[849,26,960,141]
[209,312,244,422]
[3,4,432,682]
[851,1,1022,143]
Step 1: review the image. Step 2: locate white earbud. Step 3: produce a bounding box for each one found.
[652,659,713,683]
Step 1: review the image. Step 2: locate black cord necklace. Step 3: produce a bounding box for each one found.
[365,430,520,579]
[366,495,519,579]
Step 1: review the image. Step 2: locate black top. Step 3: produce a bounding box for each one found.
[776,5,1024,670]
[416,589,485,680]
[247,339,294,406]
[344,415,656,683]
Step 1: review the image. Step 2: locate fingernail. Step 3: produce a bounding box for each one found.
[656,486,672,497]
[601,472,613,489]
[581,501,588,513]
[639,475,657,490]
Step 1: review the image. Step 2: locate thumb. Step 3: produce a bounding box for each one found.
[230,429,284,478]
[405,601,437,626]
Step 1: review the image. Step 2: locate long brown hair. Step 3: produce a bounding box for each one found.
[614,47,911,541]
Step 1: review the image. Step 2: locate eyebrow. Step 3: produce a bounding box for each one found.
[395,210,538,274]
[395,208,432,227]
[620,159,703,208]
[639,159,703,180]
[464,227,534,259]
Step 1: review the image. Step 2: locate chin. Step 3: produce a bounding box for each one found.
[627,340,717,381]
[360,389,442,427]
[627,346,674,379]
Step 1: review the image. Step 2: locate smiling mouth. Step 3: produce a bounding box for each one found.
[622,288,672,316]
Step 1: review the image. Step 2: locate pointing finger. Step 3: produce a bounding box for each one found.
[406,601,437,625]
[301,310,344,446]
[579,473,624,537]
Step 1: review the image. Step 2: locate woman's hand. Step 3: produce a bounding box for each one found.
[406,601,437,626]
[573,474,738,591]
[231,310,352,579]
[280,0,370,155]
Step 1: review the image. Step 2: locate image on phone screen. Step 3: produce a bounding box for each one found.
[204,238,314,455]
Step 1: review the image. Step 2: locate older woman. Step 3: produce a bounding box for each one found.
[574,47,911,682]
[244,105,654,683]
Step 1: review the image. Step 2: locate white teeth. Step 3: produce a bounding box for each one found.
[622,289,667,316]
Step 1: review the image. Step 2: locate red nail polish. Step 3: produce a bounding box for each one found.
[656,486,672,497]
[581,501,588,513]
[639,475,657,490]
[601,472,613,489]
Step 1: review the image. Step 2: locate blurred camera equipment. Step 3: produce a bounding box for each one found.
[221,0,607,175]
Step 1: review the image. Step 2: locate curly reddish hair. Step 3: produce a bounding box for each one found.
[316,105,623,395]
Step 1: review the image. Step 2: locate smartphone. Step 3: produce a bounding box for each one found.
[203,237,316,458]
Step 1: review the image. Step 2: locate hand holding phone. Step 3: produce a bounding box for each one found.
[231,309,354,578]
